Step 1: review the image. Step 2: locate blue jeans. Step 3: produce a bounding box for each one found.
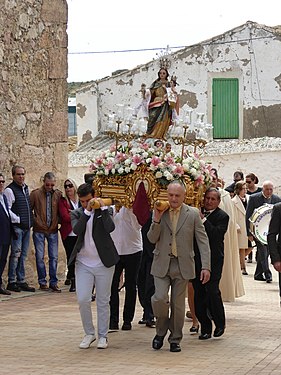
[8,227,31,284]
[33,232,58,286]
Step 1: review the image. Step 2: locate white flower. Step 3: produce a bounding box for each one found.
[155,171,163,178]
[118,167,124,174]
[124,167,131,173]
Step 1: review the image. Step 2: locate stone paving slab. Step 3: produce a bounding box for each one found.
[1,262,281,375]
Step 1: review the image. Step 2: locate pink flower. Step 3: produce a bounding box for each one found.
[140,143,149,150]
[115,152,127,163]
[110,144,116,152]
[150,156,161,167]
[132,154,143,164]
[195,175,204,186]
[89,163,97,171]
[106,161,113,170]
[165,156,175,165]
[95,158,104,166]
[173,164,184,176]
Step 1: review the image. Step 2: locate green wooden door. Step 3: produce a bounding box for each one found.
[212,78,239,139]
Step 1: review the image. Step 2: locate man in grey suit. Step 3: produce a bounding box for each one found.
[246,181,281,282]
[148,180,211,352]
[70,183,119,350]
[267,202,281,303]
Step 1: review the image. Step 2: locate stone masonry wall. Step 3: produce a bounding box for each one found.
[0,0,68,285]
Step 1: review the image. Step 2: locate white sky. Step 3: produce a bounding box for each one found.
[67,0,280,82]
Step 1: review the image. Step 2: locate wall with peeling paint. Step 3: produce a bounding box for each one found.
[76,21,281,142]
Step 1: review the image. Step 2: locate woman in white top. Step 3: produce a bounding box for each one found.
[232,181,250,275]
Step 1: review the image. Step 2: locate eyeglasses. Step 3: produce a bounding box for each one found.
[64,184,74,189]
[245,180,252,184]
[0,180,5,183]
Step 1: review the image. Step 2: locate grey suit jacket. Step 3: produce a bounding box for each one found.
[147,204,210,280]
[268,202,281,264]
[69,207,119,267]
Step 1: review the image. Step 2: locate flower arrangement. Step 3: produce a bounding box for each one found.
[89,143,212,188]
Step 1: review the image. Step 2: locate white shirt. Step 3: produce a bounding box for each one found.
[76,209,102,268]
[4,186,24,224]
[111,206,142,255]
[68,200,79,237]
[0,193,9,216]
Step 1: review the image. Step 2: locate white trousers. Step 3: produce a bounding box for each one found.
[76,260,115,338]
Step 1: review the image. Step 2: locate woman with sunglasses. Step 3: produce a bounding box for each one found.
[59,179,79,292]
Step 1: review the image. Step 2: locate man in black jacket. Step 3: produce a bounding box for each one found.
[4,165,34,293]
[70,183,119,350]
[193,188,229,340]
[246,181,281,282]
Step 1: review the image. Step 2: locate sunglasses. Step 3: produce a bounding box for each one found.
[0,180,5,183]
[64,183,74,189]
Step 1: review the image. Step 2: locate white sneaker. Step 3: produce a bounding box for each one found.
[97,337,108,349]
[79,334,96,349]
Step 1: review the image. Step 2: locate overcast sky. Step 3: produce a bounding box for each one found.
[67,0,280,82]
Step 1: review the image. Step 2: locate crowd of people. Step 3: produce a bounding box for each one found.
[1,161,281,353]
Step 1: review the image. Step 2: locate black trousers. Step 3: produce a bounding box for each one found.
[110,251,142,325]
[137,254,155,321]
[254,242,272,280]
[0,244,10,285]
[62,236,77,280]
[192,274,225,335]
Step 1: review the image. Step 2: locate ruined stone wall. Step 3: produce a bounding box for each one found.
[0,0,68,285]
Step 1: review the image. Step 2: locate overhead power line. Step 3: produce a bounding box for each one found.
[68,36,273,55]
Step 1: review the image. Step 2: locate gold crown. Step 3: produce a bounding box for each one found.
[156,45,173,70]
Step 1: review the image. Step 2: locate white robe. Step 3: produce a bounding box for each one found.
[219,189,245,302]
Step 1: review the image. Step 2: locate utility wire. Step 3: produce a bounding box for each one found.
[68,36,273,55]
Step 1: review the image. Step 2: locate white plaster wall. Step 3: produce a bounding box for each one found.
[76,87,99,144]
[90,23,281,134]
[206,150,281,196]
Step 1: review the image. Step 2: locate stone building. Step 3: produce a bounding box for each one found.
[0,0,68,284]
[70,21,281,191]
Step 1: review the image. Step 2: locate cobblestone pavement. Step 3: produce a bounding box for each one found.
[1,262,281,375]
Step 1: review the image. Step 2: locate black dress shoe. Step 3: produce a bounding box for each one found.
[254,276,266,281]
[109,322,119,330]
[18,282,35,292]
[213,327,225,337]
[121,322,132,330]
[7,282,21,292]
[49,284,61,293]
[266,279,272,283]
[152,335,164,350]
[0,287,11,295]
[138,318,146,325]
[146,320,156,328]
[170,343,181,352]
[189,325,199,334]
[199,333,211,340]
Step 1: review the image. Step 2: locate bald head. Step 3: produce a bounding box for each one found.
[262,180,274,198]
[167,181,186,209]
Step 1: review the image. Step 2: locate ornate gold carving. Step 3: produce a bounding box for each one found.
[92,165,206,208]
